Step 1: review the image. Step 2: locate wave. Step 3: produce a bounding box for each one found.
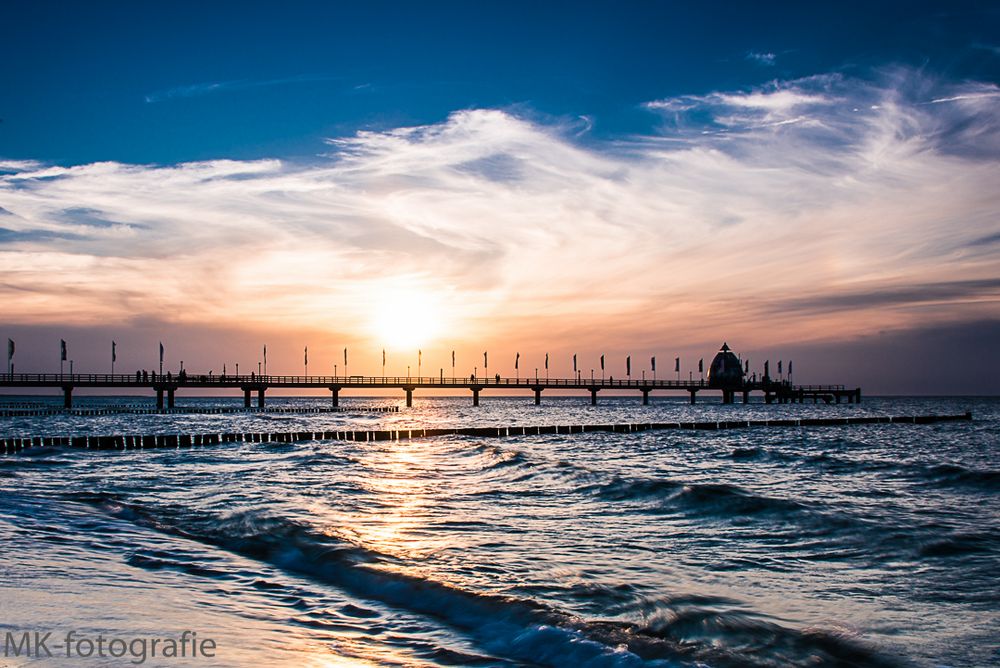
[730,447,763,459]
[727,447,999,494]
[586,477,808,519]
[72,493,900,667]
[922,463,1000,490]
[916,532,995,558]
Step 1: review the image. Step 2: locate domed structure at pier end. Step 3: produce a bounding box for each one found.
[707,343,744,389]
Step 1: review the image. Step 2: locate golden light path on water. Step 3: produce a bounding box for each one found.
[347,442,438,562]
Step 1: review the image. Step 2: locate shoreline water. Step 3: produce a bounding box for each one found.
[1,396,997,667]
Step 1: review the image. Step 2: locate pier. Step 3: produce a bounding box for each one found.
[0,372,859,409]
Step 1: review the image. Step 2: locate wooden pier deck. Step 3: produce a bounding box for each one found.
[0,373,860,409]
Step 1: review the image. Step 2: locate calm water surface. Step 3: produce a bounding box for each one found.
[1,395,997,667]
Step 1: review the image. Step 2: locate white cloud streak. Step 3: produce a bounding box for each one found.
[2,68,999,351]
[745,51,777,66]
[144,74,342,103]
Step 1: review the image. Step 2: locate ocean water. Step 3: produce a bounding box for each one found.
[0,395,997,667]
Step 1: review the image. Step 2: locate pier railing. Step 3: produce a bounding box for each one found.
[0,372,858,408]
[0,372,847,391]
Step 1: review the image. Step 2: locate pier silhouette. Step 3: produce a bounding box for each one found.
[0,373,859,409]
[0,344,861,409]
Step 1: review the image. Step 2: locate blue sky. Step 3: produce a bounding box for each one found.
[1,1,999,392]
[3,1,998,164]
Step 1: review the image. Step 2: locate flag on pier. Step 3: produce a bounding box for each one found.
[745,359,749,373]
[383,349,386,366]
[674,357,680,373]
[419,350,423,366]
[573,354,577,373]
[112,341,116,363]
[452,350,455,368]
[61,339,67,361]
[7,339,13,362]
[778,360,783,375]
[304,346,308,366]
[159,342,163,363]
[600,355,605,371]
[515,352,519,370]
[788,360,793,376]
[765,360,770,377]
[264,345,267,365]
[344,348,348,366]
[545,353,549,370]
[626,355,631,376]
[651,356,655,372]
[483,351,487,368]
[698,358,703,373]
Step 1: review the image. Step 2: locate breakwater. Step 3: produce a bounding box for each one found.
[1,411,971,454]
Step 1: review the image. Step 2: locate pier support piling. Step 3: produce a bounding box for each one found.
[404,387,413,407]
[257,388,265,408]
[641,389,650,405]
[742,390,749,404]
[63,386,73,409]
[533,387,542,406]
[167,388,175,409]
[590,388,598,405]
[244,388,252,408]
[472,388,480,406]
[689,389,697,405]
[330,387,340,407]
[156,389,164,410]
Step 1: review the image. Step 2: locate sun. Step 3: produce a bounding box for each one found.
[370,288,445,350]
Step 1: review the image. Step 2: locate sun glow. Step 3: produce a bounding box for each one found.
[369,287,446,350]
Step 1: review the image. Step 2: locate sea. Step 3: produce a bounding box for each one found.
[0,395,997,667]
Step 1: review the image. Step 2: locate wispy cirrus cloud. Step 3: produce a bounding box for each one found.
[2,67,998,355]
[745,51,777,66]
[143,73,342,103]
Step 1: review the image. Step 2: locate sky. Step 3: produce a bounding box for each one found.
[1,1,999,394]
